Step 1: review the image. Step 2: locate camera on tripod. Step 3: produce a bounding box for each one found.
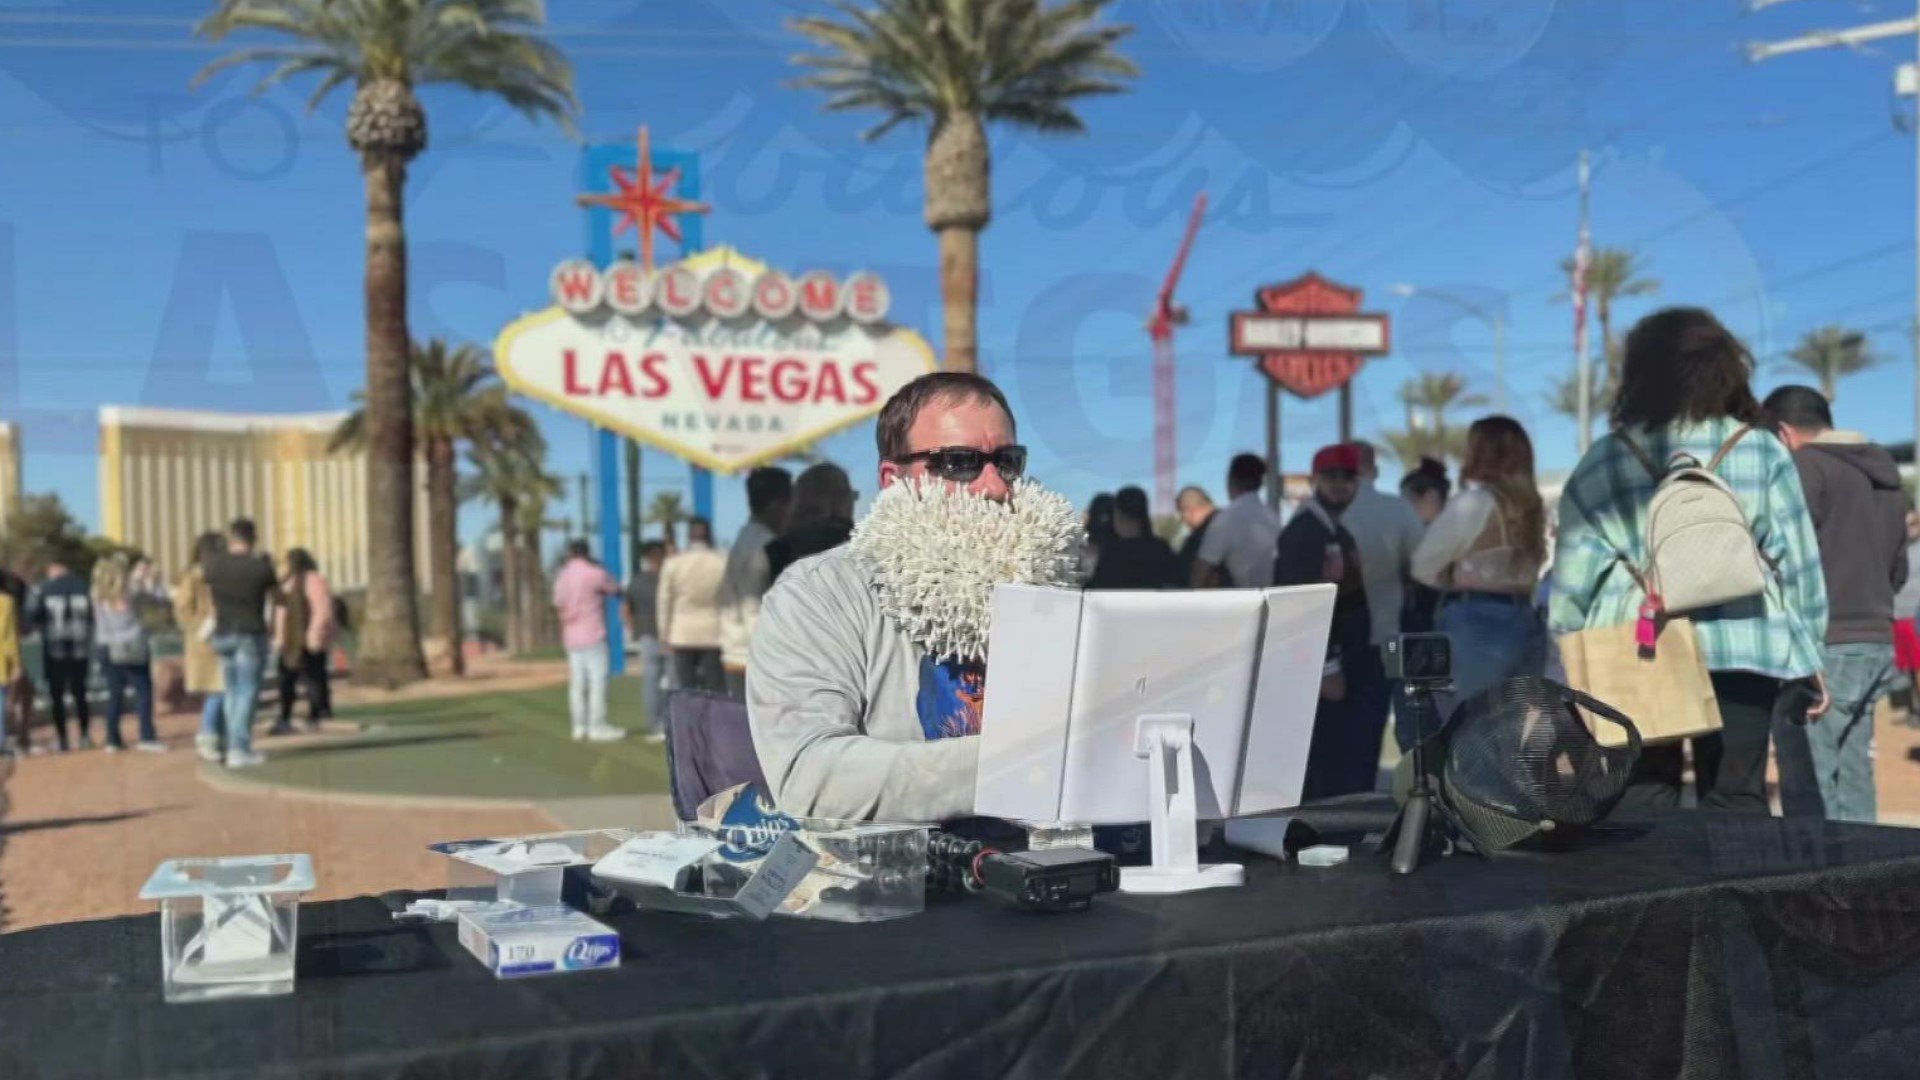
[1383,633,1453,692]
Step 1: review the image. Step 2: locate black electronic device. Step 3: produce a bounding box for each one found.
[977,848,1121,913]
[1379,633,1454,875]
[927,832,1120,913]
[1383,632,1452,689]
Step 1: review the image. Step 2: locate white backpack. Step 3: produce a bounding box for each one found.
[1618,427,1770,614]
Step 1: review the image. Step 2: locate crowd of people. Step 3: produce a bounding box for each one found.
[0,517,341,769]
[726,306,1917,826]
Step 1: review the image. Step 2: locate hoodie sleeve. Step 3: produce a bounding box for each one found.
[1792,449,1827,529]
[747,563,976,822]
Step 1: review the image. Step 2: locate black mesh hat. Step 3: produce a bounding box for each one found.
[1404,676,1643,853]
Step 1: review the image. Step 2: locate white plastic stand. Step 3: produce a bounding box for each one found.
[1119,714,1245,894]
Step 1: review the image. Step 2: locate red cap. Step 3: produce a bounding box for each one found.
[1312,444,1361,475]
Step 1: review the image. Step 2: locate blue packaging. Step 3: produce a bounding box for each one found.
[456,904,621,979]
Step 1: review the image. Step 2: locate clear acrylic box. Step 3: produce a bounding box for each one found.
[138,854,315,1004]
[687,819,930,923]
[436,830,635,908]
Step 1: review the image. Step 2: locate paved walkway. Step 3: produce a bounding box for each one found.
[0,656,581,931]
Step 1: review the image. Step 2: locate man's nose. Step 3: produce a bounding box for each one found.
[972,464,1013,501]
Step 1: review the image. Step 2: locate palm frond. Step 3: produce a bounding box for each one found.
[789,0,1136,137]
[192,0,577,126]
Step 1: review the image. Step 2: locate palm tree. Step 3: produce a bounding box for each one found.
[645,491,689,550]
[193,0,577,687]
[462,422,551,654]
[1556,247,1659,382]
[514,471,565,650]
[1400,372,1485,425]
[333,339,533,676]
[1781,325,1881,403]
[1381,372,1483,465]
[1547,339,1622,437]
[791,0,1138,373]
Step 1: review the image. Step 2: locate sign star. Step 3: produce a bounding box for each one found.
[577,126,710,271]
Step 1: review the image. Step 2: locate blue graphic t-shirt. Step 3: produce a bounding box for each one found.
[915,657,986,740]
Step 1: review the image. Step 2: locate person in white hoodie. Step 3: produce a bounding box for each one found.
[718,467,792,700]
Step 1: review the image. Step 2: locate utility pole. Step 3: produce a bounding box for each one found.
[1573,150,1594,454]
[1748,3,1920,470]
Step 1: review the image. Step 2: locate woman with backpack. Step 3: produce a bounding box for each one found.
[1550,307,1830,811]
[1411,418,1550,708]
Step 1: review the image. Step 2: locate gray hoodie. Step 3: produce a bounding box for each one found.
[1792,431,1909,645]
[745,545,978,823]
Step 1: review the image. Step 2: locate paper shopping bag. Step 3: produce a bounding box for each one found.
[1556,617,1721,748]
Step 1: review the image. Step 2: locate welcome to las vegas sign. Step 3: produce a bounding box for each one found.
[495,245,937,473]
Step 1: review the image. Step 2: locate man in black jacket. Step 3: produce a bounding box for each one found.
[30,561,92,752]
[1766,385,1908,822]
[1087,487,1179,590]
[1274,444,1380,800]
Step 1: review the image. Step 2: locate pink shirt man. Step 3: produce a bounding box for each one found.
[552,556,620,650]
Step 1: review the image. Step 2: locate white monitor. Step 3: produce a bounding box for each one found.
[974,583,1336,893]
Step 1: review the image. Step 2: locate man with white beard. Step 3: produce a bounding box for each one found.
[746,373,1083,822]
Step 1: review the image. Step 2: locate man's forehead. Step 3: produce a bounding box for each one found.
[909,395,1015,438]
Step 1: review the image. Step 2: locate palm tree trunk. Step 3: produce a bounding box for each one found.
[356,153,428,688]
[1824,370,1837,405]
[498,496,522,654]
[1598,302,1616,385]
[924,113,989,375]
[519,527,550,648]
[624,439,642,572]
[937,226,981,375]
[426,436,463,677]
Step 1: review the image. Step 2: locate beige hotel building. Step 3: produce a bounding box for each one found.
[97,406,430,592]
[0,422,20,537]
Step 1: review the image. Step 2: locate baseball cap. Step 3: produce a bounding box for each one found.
[1311,444,1361,475]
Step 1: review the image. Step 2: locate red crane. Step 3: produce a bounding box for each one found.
[1147,192,1208,517]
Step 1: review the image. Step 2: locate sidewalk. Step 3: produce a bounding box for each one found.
[0,655,574,931]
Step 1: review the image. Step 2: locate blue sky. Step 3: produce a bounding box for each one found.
[2,0,1919,553]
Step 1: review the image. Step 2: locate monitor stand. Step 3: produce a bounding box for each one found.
[1119,715,1245,895]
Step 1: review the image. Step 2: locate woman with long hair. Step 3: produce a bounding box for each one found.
[766,463,858,584]
[1550,306,1829,811]
[270,547,335,734]
[1411,419,1549,708]
[174,532,228,761]
[92,552,160,753]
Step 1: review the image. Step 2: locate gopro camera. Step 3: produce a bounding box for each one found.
[1384,633,1453,690]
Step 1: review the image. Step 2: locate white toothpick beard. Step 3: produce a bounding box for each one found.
[847,477,1086,664]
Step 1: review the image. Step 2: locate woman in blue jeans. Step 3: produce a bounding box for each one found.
[92,554,162,753]
[1411,417,1550,713]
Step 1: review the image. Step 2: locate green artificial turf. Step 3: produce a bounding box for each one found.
[239,676,669,801]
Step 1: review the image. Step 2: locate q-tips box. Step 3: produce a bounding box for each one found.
[456,904,620,980]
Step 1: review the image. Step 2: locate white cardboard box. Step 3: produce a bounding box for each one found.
[456,905,620,980]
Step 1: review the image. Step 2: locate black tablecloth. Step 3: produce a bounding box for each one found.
[10,799,1920,1079]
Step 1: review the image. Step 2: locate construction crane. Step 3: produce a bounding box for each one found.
[1147,192,1208,517]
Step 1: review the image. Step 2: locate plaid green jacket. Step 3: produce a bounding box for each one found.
[1548,416,1829,681]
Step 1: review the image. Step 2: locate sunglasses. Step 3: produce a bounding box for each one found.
[895,445,1028,483]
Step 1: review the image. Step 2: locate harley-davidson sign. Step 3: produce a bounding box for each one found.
[496,245,936,472]
[1228,273,1389,399]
